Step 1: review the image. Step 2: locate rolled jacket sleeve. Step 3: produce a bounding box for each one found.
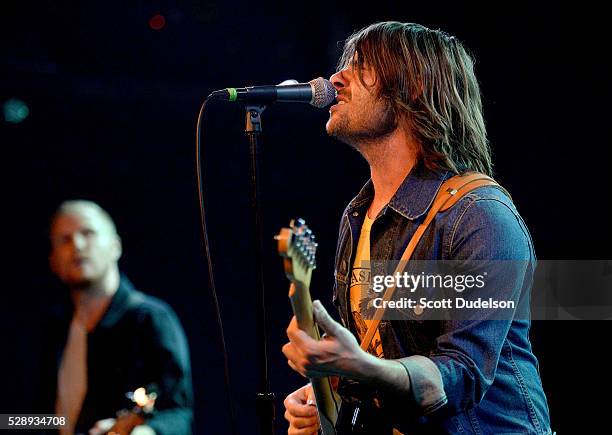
[428,198,535,413]
[402,196,535,416]
[398,355,448,415]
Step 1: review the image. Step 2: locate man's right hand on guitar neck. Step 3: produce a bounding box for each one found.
[284,383,320,435]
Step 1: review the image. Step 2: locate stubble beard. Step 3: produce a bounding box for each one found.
[326,100,397,157]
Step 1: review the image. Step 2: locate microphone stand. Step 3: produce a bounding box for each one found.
[245,104,275,435]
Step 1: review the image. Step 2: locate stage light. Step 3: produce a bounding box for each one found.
[3,98,29,124]
[149,14,166,31]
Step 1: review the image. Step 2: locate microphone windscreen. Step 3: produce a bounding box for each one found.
[309,77,337,108]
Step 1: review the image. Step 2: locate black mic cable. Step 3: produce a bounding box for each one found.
[195,96,238,435]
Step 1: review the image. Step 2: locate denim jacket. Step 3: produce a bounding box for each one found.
[332,162,551,434]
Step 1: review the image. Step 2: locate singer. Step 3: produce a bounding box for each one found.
[282,22,552,434]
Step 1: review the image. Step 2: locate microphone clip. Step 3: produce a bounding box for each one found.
[245,104,266,135]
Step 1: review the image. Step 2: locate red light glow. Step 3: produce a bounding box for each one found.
[149,14,166,31]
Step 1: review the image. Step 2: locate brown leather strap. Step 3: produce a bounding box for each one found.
[359,172,502,351]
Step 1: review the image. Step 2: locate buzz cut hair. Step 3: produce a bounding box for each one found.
[50,200,118,236]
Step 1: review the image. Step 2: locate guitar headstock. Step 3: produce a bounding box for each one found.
[275,218,317,289]
[127,386,157,414]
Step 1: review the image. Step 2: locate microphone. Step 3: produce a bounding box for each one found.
[209,77,337,108]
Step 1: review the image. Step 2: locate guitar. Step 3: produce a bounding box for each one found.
[276,218,340,434]
[276,219,393,435]
[88,386,157,435]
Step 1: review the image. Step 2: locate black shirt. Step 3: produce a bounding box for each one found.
[36,276,193,434]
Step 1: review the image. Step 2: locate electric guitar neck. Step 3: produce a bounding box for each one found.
[276,219,340,435]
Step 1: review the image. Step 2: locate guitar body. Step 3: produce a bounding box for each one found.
[336,380,394,435]
[336,401,391,434]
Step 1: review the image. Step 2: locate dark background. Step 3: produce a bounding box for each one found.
[1,1,610,433]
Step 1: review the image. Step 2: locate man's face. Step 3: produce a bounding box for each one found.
[326,53,397,147]
[49,207,121,288]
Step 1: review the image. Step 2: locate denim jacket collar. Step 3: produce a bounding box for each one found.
[346,162,452,220]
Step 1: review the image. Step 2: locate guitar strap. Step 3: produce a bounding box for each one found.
[359,172,508,352]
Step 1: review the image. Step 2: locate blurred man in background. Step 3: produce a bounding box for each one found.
[38,200,193,435]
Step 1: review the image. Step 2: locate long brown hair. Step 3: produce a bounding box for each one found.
[339,22,493,176]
